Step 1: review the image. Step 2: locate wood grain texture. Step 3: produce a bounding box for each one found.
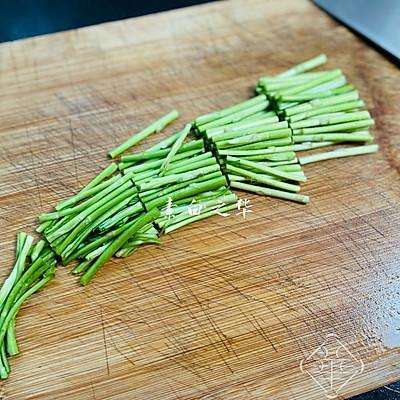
[0,0,399,398]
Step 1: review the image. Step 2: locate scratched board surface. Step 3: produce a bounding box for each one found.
[0,0,399,398]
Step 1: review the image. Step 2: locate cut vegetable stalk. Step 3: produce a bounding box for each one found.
[159,123,191,176]
[299,144,379,165]
[109,110,179,158]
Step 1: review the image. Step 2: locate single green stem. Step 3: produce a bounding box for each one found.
[295,119,374,134]
[226,164,300,193]
[260,70,336,91]
[227,156,306,182]
[231,138,292,151]
[277,70,343,96]
[299,144,379,165]
[16,232,27,258]
[259,71,330,86]
[240,110,277,122]
[280,82,352,102]
[71,260,92,275]
[0,235,34,309]
[120,140,203,163]
[147,130,182,151]
[159,123,191,176]
[80,208,161,285]
[164,155,216,176]
[31,240,45,262]
[0,343,9,376]
[138,164,221,192]
[205,115,279,137]
[85,244,109,261]
[198,101,269,132]
[54,173,121,212]
[195,94,267,126]
[109,110,179,158]
[288,100,365,122]
[211,121,289,142]
[216,128,291,148]
[299,75,347,95]
[231,181,309,204]
[238,151,297,162]
[122,149,203,173]
[290,111,371,129]
[97,202,143,232]
[36,220,53,233]
[6,318,19,356]
[277,54,327,78]
[284,91,359,117]
[83,163,118,191]
[272,164,302,172]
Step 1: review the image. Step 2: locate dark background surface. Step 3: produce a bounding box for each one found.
[0,0,213,42]
[0,0,398,398]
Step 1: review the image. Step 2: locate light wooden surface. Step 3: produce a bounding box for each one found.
[0,0,400,398]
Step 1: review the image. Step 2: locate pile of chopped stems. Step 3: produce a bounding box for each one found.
[0,233,56,378]
[0,54,380,381]
[256,54,378,165]
[194,96,310,203]
[37,114,234,286]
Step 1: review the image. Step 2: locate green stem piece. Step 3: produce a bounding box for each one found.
[288,100,365,122]
[109,110,179,158]
[147,130,182,151]
[231,181,309,204]
[216,128,291,148]
[159,123,191,176]
[295,119,374,134]
[78,163,118,192]
[299,144,379,165]
[277,70,342,96]
[205,115,279,137]
[54,173,121,212]
[120,140,203,163]
[277,54,327,78]
[290,111,370,129]
[226,164,300,193]
[71,260,92,275]
[138,165,221,192]
[6,318,19,356]
[195,94,267,126]
[284,91,359,117]
[212,121,289,142]
[198,101,269,132]
[227,156,306,182]
[31,240,45,262]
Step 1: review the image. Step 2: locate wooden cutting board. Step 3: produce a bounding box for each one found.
[0,0,399,398]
